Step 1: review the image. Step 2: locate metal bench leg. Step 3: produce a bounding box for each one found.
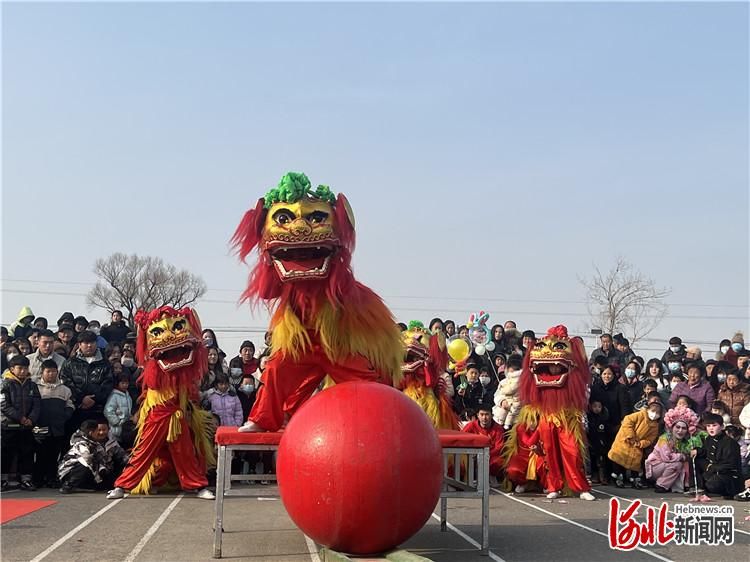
[481,447,489,555]
[213,445,227,558]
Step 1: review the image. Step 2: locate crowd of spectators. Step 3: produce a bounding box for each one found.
[2,306,749,500]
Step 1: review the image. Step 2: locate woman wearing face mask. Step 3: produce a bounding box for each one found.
[645,407,700,493]
[621,361,645,412]
[644,358,671,404]
[717,372,750,426]
[608,401,664,488]
[1,343,22,373]
[721,332,746,368]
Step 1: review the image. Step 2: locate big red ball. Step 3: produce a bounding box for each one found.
[277,381,443,555]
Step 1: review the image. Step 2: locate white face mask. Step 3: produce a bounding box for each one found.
[717,373,727,383]
[121,356,134,368]
[89,326,100,335]
[240,383,255,394]
[668,362,681,372]
[720,346,730,354]
[648,411,660,421]
[479,376,491,386]
[670,346,681,353]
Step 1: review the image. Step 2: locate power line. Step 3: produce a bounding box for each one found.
[2,287,748,321]
[2,279,748,309]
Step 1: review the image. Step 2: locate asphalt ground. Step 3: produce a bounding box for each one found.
[2,483,749,562]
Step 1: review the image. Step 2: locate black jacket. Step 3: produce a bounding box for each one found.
[591,379,632,429]
[100,321,130,344]
[59,351,114,411]
[1,373,41,426]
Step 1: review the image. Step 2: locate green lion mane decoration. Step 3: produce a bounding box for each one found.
[263,172,336,209]
[408,320,425,331]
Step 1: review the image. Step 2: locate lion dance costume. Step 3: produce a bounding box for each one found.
[401,321,458,430]
[232,172,402,432]
[110,307,215,498]
[502,325,594,500]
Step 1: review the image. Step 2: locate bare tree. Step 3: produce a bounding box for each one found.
[579,256,671,345]
[87,253,207,328]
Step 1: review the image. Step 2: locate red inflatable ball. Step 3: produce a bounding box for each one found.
[276,381,443,555]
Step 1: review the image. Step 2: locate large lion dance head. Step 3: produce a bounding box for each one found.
[401,320,448,386]
[231,172,356,314]
[519,325,588,413]
[134,306,206,397]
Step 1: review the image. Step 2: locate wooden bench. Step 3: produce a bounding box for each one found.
[212,426,491,558]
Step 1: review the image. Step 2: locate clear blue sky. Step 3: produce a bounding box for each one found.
[2,2,748,357]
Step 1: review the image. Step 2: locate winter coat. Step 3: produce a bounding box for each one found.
[590,346,621,366]
[587,407,613,454]
[27,351,66,383]
[9,306,35,340]
[59,350,114,412]
[591,379,632,429]
[608,409,660,472]
[37,379,74,436]
[493,370,521,420]
[206,388,244,426]
[228,356,259,386]
[668,379,715,413]
[455,380,490,415]
[100,321,130,344]
[717,382,750,425]
[1,371,41,427]
[58,429,129,483]
[622,378,645,411]
[695,432,743,494]
[104,389,133,438]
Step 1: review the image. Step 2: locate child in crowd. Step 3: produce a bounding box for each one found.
[609,401,664,488]
[207,374,243,427]
[455,364,487,418]
[58,419,129,493]
[1,355,41,491]
[33,360,74,487]
[691,413,742,499]
[104,374,134,442]
[724,425,749,480]
[675,395,697,412]
[634,384,660,410]
[710,400,732,426]
[587,398,612,484]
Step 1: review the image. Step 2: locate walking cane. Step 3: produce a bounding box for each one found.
[690,454,700,502]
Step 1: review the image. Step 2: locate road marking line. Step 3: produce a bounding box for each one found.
[429,513,506,562]
[304,534,321,562]
[591,487,750,537]
[123,493,184,562]
[491,488,673,562]
[30,499,123,562]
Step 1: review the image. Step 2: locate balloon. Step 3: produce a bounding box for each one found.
[447,337,471,363]
[486,341,496,352]
[475,344,486,356]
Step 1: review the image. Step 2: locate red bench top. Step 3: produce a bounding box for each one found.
[215,427,489,448]
[437,429,491,448]
[215,426,283,445]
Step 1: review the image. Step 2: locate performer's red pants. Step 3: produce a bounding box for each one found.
[116,403,208,491]
[249,345,380,431]
[538,416,590,493]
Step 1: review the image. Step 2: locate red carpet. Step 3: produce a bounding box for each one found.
[0,499,57,524]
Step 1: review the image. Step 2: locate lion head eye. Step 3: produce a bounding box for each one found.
[172,320,185,332]
[273,209,295,225]
[534,341,546,349]
[553,342,567,351]
[150,327,164,337]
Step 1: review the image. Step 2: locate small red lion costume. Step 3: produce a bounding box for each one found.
[232,172,402,432]
[113,306,215,495]
[502,325,594,500]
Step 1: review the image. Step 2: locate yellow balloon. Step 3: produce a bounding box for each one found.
[447,337,471,363]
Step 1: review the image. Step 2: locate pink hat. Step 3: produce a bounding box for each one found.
[664,407,699,435]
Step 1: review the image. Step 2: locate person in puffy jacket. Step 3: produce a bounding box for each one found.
[104,375,133,441]
[206,374,243,427]
[59,331,113,439]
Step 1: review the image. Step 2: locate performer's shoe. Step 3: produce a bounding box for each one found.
[653,485,670,493]
[579,491,595,501]
[238,421,265,433]
[106,487,125,500]
[514,485,526,494]
[196,488,215,500]
[734,488,750,501]
[546,491,560,499]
